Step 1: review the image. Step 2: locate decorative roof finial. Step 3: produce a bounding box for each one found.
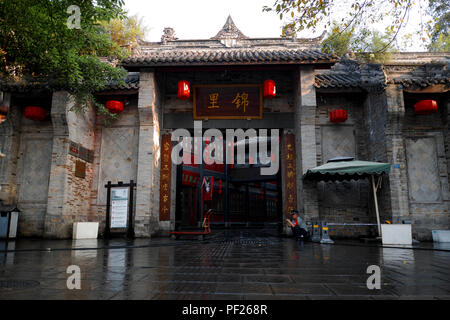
[211,15,248,42]
[161,27,177,44]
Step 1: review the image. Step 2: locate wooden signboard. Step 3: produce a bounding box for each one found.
[159,134,172,221]
[283,133,298,217]
[193,84,262,120]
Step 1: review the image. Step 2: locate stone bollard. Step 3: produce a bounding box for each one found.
[320,220,334,244]
[311,221,321,242]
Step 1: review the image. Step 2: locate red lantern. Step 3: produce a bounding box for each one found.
[330,109,348,123]
[24,106,46,121]
[105,100,124,114]
[178,80,190,100]
[263,79,276,99]
[414,100,438,115]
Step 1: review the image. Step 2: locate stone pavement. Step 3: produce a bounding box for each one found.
[0,228,449,300]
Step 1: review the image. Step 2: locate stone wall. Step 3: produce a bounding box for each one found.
[15,109,53,236]
[402,92,450,240]
[90,96,139,235]
[0,94,54,237]
[44,91,96,238]
[363,90,392,224]
[134,70,163,237]
[315,92,375,238]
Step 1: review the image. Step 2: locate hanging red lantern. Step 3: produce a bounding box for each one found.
[263,79,276,99]
[330,109,348,123]
[24,106,46,121]
[105,100,124,114]
[178,80,190,100]
[414,100,438,115]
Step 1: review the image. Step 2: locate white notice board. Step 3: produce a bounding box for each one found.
[110,187,129,228]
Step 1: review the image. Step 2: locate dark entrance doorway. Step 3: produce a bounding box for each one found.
[175,130,282,230]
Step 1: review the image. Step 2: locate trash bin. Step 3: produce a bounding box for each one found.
[0,206,20,239]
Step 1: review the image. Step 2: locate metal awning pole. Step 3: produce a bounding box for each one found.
[371,174,382,237]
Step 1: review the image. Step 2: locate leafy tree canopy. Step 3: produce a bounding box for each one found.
[99,14,147,52]
[0,0,134,115]
[322,22,396,63]
[264,0,449,54]
[427,0,449,51]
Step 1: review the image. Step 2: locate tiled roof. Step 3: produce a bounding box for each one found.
[99,72,139,91]
[0,73,140,93]
[390,76,450,88]
[314,72,362,89]
[121,49,338,67]
[0,78,50,93]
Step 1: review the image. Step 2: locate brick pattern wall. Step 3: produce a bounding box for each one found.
[89,99,139,235]
[402,93,450,240]
[315,92,374,238]
[44,91,96,238]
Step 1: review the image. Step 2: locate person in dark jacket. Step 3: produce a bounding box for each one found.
[285,210,309,240]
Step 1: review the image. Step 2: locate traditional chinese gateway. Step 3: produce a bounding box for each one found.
[0,16,449,240]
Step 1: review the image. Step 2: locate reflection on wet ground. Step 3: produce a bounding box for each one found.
[0,228,449,300]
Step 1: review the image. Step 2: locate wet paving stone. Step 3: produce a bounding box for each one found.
[245,275,293,283]
[1,228,450,299]
[215,283,272,295]
[270,283,333,296]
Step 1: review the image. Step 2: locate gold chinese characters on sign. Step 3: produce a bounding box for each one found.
[284,134,297,217]
[159,134,172,221]
[193,84,262,119]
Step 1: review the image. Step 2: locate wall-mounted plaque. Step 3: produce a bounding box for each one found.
[193,84,262,120]
[74,160,86,179]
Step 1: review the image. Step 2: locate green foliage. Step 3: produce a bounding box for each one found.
[263,0,413,49]
[0,0,129,114]
[99,15,147,53]
[322,22,353,56]
[322,22,396,63]
[355,29,397,63]
[427,0,450,51]
[428,33,450,52]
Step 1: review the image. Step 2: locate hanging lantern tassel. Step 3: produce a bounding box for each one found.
[263,79,276,99]
[414,100,438,115]
[178,80,190,100]
[218,179,222,195]
[260,187,264,200]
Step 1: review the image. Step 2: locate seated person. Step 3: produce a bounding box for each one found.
[285,210,309,240]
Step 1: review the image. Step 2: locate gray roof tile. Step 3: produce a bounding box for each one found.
[122,48,337,67]
[315,72,362,89]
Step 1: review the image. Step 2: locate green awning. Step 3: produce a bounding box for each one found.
[303,160,391,182]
